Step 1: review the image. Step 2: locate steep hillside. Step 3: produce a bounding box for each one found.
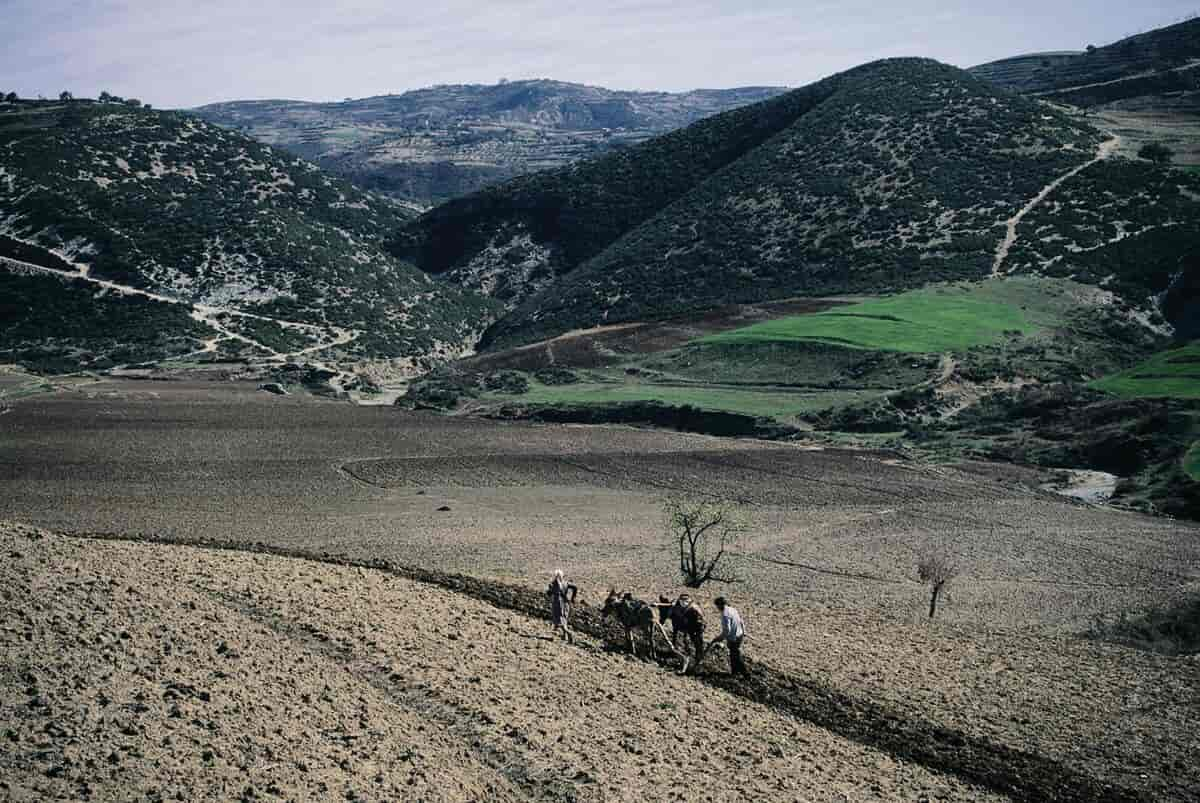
[386,71,859,309]
[0,99,495,372]
[193,81,787,207]
[969,17,1200,100]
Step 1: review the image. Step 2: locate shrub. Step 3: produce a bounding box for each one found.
[665,498,748,587]
[917,547,959,619]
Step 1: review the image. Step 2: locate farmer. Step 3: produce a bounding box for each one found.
[707,596,748,677]
[547,570,576,643]
[658,594,706,673]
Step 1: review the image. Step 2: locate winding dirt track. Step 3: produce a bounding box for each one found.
[991,136,1120,276]
[0,243,359,385]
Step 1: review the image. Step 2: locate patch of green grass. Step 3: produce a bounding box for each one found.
[700,284,1036,353]
[1090,343,1200,399]
[1185,442,1200,481]
[501,380,882,419]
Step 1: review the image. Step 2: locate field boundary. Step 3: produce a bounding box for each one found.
[65,530,1150,803]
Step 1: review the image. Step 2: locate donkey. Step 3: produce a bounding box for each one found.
[600,590,683,661]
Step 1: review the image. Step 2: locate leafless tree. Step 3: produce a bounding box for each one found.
[666,498,747,588]
[917,548,959,619]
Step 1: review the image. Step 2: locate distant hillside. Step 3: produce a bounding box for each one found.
[389,58,1200,350]
[191,81,787,207]
[970,18,1200,106]
[0,99,494,373]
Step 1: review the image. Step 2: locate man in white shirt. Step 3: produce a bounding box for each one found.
[707,596,748,677]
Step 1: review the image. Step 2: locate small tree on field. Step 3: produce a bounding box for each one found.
[917,548,959,619]
[4,92,18,102]
[1139,142,1174,164]
[59,90,73,102]
[666,498,747,588]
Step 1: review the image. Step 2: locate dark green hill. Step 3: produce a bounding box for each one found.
[386,70,858,306]
[485,60,1109,347]
[0,99,495,367]
[398,58,1163,349]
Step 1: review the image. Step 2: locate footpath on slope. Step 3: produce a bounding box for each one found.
[67,530,1156,803]
[0,242,360,390]
[991,135,1121,277]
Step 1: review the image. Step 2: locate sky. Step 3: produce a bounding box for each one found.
[3,1,1197,108]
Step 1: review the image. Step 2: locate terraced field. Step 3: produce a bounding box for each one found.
[1091,343,1200,398]
[2,382,1198,801]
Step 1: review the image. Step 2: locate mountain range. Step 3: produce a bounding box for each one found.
[192,81,787,209]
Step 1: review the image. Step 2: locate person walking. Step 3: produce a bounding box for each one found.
[547,570,576,643]
[707,596,748,677]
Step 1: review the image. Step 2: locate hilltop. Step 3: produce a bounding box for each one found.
[970,17,1200,103]
[192,81,787,208]
[0,98,495,378]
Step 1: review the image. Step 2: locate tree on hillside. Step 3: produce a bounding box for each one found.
[917,547,959,619]
[1139,142,1174,164]
[99,91,112,102]
[666,498,747,587]
[3,92,17,103]
[59,90,73,102]
[124,98,142,108]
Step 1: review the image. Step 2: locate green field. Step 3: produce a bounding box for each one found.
[700,284,1037,353]
[503,381,882,419]
[1090,344,1200,399]
[1185,442,1200,481]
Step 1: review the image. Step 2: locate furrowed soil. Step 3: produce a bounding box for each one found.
[2,381,1199,801]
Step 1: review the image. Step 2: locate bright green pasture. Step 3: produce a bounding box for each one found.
[700,286,1035,353]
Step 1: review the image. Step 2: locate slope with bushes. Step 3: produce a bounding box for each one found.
[0,98,495,366]
[448,59,1103,348]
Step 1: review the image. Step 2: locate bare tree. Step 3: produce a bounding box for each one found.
[917,548,959,619]
[666,498,747,588]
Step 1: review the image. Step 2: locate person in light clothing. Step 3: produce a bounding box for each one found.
[547,570,576,643]
[707,596,748,676]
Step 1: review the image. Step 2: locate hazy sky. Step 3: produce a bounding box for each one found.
[4,1,1197,108]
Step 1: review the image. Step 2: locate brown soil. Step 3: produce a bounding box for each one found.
[2,522,1007,802]
[459,298,849,372]
[3,382,1198,801]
